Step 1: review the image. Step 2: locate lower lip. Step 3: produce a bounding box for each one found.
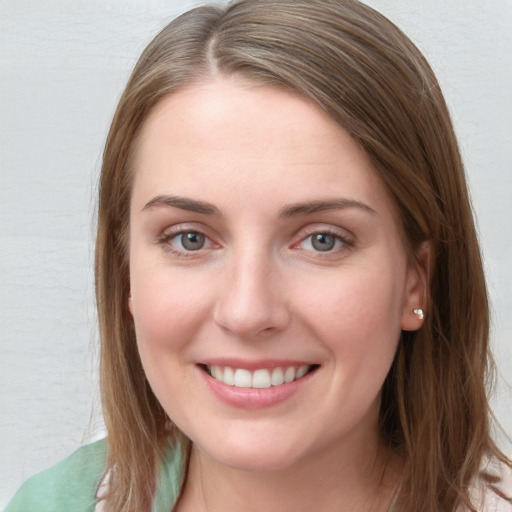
[200,367,316,409]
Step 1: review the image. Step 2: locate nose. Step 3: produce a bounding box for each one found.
[213,249,290,339]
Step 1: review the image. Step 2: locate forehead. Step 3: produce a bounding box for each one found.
[135,78,352,161]
[129,77,396,220]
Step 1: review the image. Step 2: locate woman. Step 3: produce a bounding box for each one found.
[6,1,511,511]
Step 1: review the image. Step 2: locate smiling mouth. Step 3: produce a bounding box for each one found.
[202,364,319,389]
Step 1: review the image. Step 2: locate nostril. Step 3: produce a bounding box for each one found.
[213,303,290,339]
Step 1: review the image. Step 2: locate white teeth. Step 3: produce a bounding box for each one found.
[296,365,309,379]
[284,366,296,383]
[252,369,271,388]
[271,367,284,386]
[211,366,223,381]
[223,366,235,386]
[234,368,252,387]
[207,364,313,388]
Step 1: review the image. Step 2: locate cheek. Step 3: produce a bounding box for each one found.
[130,269,210,363]
[129,275,208,416]
[299,265,405,371]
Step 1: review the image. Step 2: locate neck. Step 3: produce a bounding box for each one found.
[176,426,401,512]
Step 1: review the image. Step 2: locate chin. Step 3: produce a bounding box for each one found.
[196,435,307,473]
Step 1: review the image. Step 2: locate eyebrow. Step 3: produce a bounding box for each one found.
[142,194,376,217]
[279,198,376,217]
[142,195,222,215]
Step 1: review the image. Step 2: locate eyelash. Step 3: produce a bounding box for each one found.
[294,228,355,256]
[157,226,355,258]
[157,228,215,257]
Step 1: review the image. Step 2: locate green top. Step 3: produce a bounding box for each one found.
[4,439,184,512]
[5,440,512,511]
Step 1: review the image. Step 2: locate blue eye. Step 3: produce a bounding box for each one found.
[299,232,346,252]
[178,232,205,251]
[163,231,210,252]
[310,233,337,251]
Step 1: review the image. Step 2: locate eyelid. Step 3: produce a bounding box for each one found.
[157,223,220,255]
[293,223,354,241]
[155,222,355,258]
[291,224,356,254]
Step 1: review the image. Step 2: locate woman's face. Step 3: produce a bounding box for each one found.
[128,78,424,472]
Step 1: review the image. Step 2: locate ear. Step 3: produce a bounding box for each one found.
[401,241,430,331]
[128,293,134,316]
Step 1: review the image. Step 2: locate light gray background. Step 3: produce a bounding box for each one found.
[1,0,511,507]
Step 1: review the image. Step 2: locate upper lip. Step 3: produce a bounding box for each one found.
[197,358,318,371]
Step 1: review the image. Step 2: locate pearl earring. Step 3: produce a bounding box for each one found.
[413,308,424,320]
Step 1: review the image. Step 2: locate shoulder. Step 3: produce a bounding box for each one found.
[96,438,186,512]
[4,439,108,512]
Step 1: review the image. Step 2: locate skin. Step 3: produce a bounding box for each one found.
[128,77,427,511]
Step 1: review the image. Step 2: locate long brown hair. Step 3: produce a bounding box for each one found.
[95,1,507,510]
